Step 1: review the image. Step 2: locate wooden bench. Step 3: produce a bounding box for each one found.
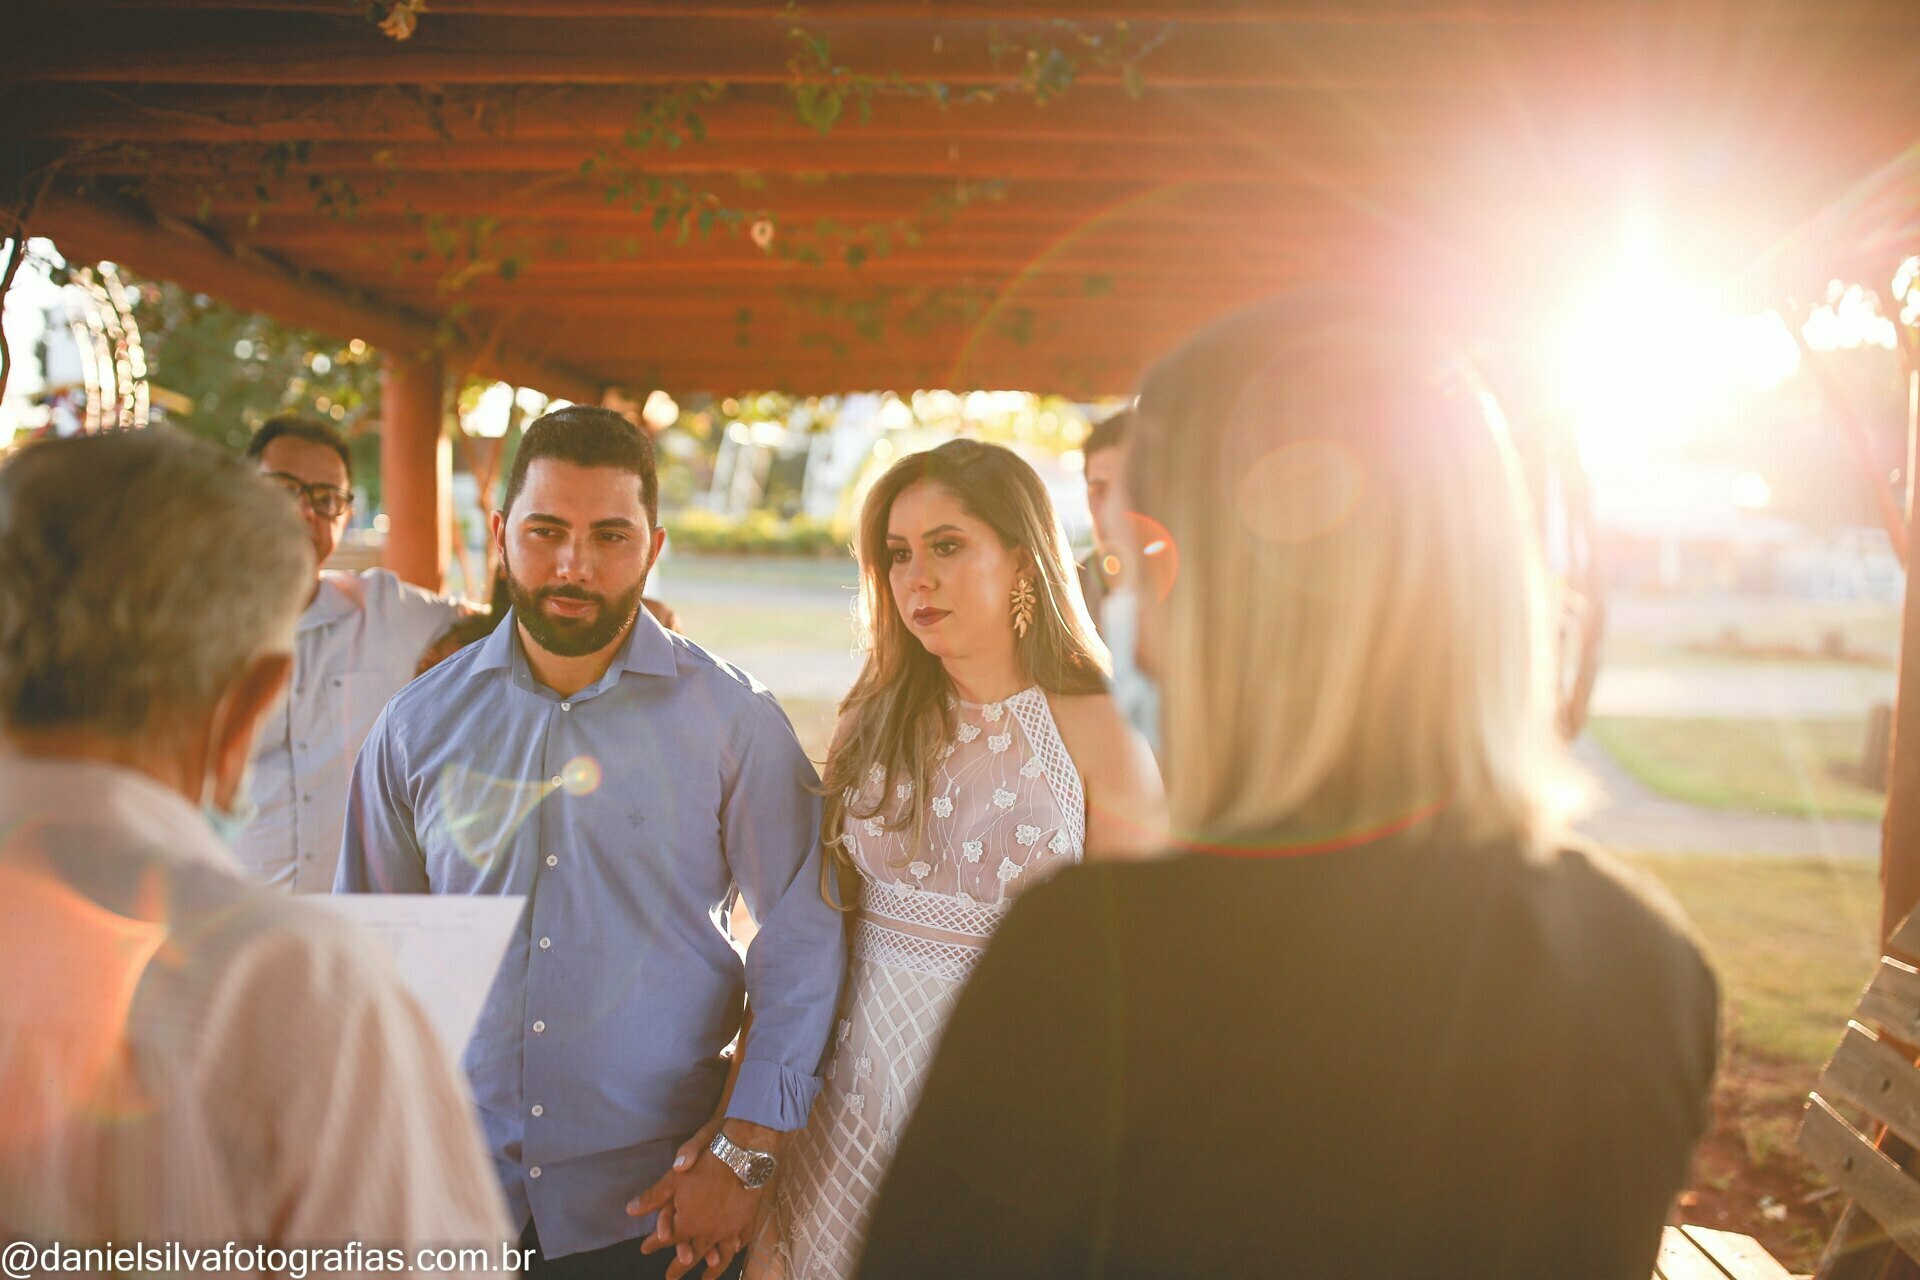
[1653,1225,1796,1279]
[1796,908,1920,1278]
[1639,909,1920,1279]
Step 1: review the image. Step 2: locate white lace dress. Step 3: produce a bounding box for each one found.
[745,687,1085,1280]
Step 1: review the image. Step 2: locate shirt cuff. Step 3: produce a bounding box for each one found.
[724,1057,823,1132]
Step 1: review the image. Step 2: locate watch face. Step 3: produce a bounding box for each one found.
[743,1153,777,1187]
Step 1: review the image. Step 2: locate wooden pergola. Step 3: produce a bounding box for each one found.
[10,6,1920,402]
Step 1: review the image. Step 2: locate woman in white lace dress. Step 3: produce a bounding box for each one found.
[744,439,1163,1280]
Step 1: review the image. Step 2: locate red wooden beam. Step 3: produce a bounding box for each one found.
[15,10,1905,90]
[30,184,611,401]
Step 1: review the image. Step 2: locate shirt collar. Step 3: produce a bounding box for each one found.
[298,571,362,633]
[474,607,680,682]
[0,755,240,876]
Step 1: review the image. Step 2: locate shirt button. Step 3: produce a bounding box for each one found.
[550,775,563,787]
[529,1166,542,1179]
[531,1104,544,1117]
[539,937,552,950]
[561,702,571,711]
[532,1020,546,1034]
[545,854,558,867]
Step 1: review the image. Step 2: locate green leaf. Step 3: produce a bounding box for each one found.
[1122,62,1144,100]
[844,244,868,267]
[653,205,673,233]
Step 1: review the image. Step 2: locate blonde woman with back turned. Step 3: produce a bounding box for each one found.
[856,294,1720,1280]
[744,439,1164,1279]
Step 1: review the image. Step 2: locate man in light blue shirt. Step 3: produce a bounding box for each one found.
[337,407,844,1280]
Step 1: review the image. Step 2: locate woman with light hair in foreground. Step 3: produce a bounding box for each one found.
[855,294,1720,1279]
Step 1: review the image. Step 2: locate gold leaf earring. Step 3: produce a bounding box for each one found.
[1010,577,1036,638]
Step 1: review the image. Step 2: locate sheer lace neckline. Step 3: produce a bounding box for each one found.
[951,684,1040,710]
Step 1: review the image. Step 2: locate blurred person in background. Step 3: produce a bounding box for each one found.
[747,439,1163,1280]
[1077,409,1131,638]
[0,430,508,1265]
[238,414,473,893]
[856,294,1720,1279]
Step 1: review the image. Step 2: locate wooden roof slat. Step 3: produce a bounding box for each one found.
[65,138,1439,186]
[125,172,1397,224]
[67,0,1920,26]
[10,83,1493,147]
[16,11,1911,89]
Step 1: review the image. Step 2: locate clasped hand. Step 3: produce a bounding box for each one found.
[627,1119,762,1280]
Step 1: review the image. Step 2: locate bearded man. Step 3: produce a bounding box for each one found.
[336,406,844,1280]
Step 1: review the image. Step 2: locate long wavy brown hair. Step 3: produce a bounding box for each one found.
[821,438,1108,907]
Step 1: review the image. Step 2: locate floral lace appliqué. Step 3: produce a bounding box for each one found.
[991,787,1016,810]
[1015,824,1041,847]
[982,701,1005,723]
[987,732,1012,754]
[908,861,932,880]
[931,795,954,819]
[1049,829,1072,855]
[956,723,981,744]
[1020,758,1044,779]
[962,839,984,862]
[995,857,1024,883]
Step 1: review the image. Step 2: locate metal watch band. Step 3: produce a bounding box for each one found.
[708,1130,777,1189]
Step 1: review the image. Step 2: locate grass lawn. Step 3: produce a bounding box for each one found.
[1590,716,1887,822]
[670,601,858,655]
[1628,853,1880,1065]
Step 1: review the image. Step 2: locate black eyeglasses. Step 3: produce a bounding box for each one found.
[264,471,353,518]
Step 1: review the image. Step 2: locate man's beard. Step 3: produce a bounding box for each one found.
[503,554,646,658]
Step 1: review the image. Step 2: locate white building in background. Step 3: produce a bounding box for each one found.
[1594,460,1900,600]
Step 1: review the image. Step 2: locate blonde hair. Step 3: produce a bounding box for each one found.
[1127,293,1571,851]
[821,439,1107,905]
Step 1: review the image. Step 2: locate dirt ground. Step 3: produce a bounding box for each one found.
[1678,1047,1839,1274]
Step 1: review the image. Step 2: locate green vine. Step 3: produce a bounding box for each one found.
[783,18,1172,132]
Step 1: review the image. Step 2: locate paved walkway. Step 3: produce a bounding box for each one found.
[1570,735,1881,859]
[1590,663,1895,720]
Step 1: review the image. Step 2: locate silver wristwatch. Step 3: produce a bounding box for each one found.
[708,1130,778,1189]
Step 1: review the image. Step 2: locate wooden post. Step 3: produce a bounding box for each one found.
[382,351,449,592]
[1883,346,1920,956]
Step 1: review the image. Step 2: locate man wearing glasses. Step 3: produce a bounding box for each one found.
[240,415,471,893]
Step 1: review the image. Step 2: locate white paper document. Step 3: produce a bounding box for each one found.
[316,894,526,1061]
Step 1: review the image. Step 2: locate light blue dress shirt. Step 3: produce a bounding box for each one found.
[335,609,845,1259]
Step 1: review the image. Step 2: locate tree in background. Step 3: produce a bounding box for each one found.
[125,273,387,500]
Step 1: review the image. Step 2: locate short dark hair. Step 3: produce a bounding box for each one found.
[246,414,354,485]
[504,405,659,525]
[1084,409,1131,459]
